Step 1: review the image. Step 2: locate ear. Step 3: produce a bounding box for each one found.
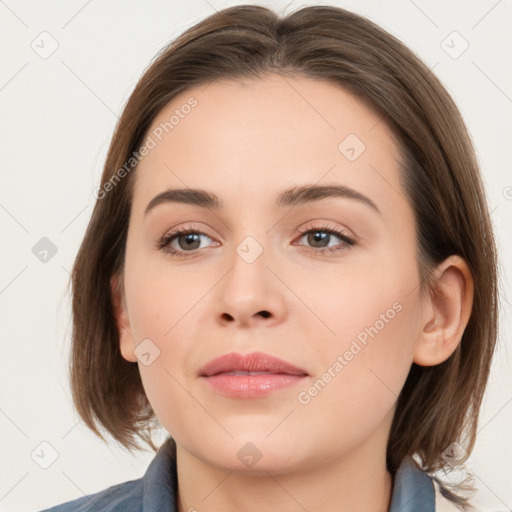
[110,274,138,363]
[413,255,474,366]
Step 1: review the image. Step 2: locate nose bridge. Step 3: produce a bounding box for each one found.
[225,208,271,273]
[213,228,285,326]
[226,232,270,303]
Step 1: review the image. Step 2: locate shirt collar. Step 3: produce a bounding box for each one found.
[142,437,177,512]
[389,456,435,512]
[142,437,434,512]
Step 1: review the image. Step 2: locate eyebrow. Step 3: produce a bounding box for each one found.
[144,183,380,216]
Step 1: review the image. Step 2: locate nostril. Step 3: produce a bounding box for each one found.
[258,310,271,318]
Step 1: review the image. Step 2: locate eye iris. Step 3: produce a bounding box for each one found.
[308,231,329,248]
[179,233,201,250]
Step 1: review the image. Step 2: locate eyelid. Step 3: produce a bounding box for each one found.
[161,222,219,242]
[294,220,355,242]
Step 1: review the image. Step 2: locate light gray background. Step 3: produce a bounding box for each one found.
[0,1,511,511]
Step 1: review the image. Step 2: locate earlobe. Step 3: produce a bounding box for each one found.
[110,274,138,363]
[413,255,474,367]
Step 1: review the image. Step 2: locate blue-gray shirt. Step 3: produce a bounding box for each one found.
[41,437,438,511]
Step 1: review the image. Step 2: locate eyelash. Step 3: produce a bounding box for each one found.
[156,222,356,258]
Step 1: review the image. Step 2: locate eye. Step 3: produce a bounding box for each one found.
[157,224,218,257]
[293,223,355,255]
[157,222,356,258]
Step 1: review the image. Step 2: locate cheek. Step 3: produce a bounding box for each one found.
[124,249,215,343]
[295,255,419,353]
[293,255,421,406]
[123,256,215,431]
[291,292,420,458]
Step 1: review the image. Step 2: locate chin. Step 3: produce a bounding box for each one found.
[193,434,311,474]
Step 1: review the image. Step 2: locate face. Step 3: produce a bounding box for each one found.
[116,74,427,473]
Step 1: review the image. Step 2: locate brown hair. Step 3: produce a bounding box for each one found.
[69,4,498,508]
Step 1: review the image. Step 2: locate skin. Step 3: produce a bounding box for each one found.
[112,73,474,512]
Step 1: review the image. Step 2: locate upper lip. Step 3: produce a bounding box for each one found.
[199,351,308,377]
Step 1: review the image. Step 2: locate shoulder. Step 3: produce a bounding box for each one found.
[391,456,465,512]
[39,437,178,512]
[39,477,143,512]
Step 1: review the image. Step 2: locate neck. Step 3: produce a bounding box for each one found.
[175,414,394,512]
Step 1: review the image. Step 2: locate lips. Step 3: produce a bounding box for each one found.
[199,351,308,377]
[199,352,308,398]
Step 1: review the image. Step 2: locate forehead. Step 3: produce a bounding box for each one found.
[132,74,404,216]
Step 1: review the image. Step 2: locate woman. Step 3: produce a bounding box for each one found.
[42,4,498,511]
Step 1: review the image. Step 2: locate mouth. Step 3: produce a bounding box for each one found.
[199,351,309,398]
[199,351,308,377]
[216,370,293,376]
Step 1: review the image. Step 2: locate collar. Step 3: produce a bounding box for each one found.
[389,456,435,511]
[142,437,177,511]
[142,437,435,511]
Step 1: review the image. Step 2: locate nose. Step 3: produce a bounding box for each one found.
[213,242,287,328]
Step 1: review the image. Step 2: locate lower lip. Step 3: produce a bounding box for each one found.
[201,374,307,398]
